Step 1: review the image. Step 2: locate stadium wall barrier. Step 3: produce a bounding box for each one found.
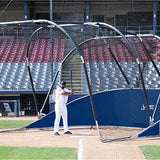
[25,89,160,129]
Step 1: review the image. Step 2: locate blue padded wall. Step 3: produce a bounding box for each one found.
[26,89,160,129]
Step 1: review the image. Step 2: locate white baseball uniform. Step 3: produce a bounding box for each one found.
[54,87,71,133]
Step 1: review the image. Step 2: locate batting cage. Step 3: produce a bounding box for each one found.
[0,20,160,142]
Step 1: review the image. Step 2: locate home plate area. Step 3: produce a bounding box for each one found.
[1,126,160,160]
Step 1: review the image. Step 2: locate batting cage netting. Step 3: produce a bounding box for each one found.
[62,23,160,142]
[0,21,160,142]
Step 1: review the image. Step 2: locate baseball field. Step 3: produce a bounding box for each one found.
[0,116,160,160]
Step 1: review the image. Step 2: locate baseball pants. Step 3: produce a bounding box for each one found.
[54,104,69,133]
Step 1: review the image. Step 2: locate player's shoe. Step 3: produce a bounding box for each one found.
[64,131,72,134]
[54,132,60,135]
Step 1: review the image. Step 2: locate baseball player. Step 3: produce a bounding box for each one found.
[54,81,74,135]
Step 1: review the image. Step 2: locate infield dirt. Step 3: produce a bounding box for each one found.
[0,116,160,160]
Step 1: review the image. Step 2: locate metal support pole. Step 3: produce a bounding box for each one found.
[91,22,152,124]
[50,31,54,81]
[85,1,90,39]
[1,20,154,138]
[27,64,39,116]
[85,1,90,22]
[24,1,28,21]
[24,1,28,39]
[137,35,160,123]
[152,92,160,121]
[0,0,13,19]
[108,47,130,85]
[137,60,152,124]
[153,0,157,35]
[50,0,54,81]
[138,35,160,76]
[81,57,101,138]
[40,70,60,115]
[26,27,44,116]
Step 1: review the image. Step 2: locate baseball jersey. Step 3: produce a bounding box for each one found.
[55,87,71,105]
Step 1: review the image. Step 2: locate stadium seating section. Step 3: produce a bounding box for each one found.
[0,39,64,90]
[81,37,160,93]
[82,37,160,62]
[0,37,160,92]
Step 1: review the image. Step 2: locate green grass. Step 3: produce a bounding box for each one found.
[0,120,34,129]
[0,146,77,160]
[139,145,160,160]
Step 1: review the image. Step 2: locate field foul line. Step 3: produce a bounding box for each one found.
[78,138,83,160]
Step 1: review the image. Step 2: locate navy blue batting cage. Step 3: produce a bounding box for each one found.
[0,20,160,142]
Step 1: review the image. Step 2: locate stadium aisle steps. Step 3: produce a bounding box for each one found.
[61,53,82,94]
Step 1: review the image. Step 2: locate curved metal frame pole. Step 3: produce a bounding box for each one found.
[22,20,99,134]
[40,69,60,114]
[39,50,75,114]
[26,27,43,57]
[43,35,130,105]
[84,22,152,124]
[52,22,101,137]
[40,34,132,138]
[67,37,130,86]
[25,22,79,117]
[21,20,97,127]
[105,23,152,123]
[44,25,101,137]
[26,26,44,116]
[0,20,154,132]
[40,40,88,115]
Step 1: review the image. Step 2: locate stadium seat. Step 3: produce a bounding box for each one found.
[1,36,160,91]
